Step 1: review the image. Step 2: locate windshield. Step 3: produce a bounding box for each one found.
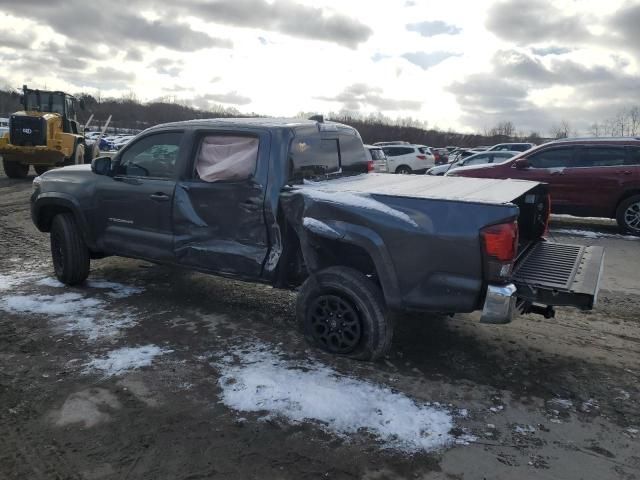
[24,92,66,115]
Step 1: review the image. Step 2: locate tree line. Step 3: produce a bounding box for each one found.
[1,87,638,147]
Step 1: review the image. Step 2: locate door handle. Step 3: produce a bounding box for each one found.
[617,170,633,175]
[241,199,262,211]
[150,193,170,202]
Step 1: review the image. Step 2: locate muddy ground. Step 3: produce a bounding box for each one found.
[0,168,638,480]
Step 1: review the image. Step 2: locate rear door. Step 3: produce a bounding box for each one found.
[172,129,271,279]
[94,131,184,261]
[509,146,578,213]
[563,145,630,217]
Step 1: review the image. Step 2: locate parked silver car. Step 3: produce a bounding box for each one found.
[427,151,519,175]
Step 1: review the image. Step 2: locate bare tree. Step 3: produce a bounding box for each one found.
[550,120,572,139]
[629,106,640,136]
[588,122,603,137]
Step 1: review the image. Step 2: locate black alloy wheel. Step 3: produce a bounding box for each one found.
[308,294,362,354]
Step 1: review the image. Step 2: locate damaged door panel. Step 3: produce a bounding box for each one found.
[172,130,271,278]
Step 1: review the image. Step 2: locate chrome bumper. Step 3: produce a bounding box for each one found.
[480,283,517,324]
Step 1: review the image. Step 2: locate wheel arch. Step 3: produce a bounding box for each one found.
[292,219,402,308]
[613,189,640,217]
[32,194,96,249]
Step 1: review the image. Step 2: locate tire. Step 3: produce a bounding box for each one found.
[296,266,392,361]
[34,165,49,175]
[50,213,90,285]
[395,165,412,175]
[64,142,85,166]
[83,141,97,164]
[616,195,640,236]
[3,159,29,179]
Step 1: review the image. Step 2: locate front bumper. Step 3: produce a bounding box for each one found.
[480,283,517,324]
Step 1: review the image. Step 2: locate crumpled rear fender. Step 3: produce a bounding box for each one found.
[280,191,403,308]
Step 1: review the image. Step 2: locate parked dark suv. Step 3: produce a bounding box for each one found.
[450,137,640,234]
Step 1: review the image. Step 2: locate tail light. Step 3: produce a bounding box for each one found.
[433,151,440,162]
[367,159,374,172]
[416,155,427,160]
[481,221,518,262]
[481,220,518,281]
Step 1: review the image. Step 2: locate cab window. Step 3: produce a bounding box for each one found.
[116,132,182,179]
[195,134,258,182]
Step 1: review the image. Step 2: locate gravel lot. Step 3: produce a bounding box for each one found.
[1,168,639,479]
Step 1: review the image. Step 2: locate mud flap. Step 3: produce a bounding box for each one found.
[513,241,605,310]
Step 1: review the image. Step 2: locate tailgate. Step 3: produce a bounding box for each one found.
[512,241,605,310]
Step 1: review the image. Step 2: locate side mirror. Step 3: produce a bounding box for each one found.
[91,156,112,176]
[514,158,530,169]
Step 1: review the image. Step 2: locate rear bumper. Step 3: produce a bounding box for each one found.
[481,283,517,324]
[480,241,605,324]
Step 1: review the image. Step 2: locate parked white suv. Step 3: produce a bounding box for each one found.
[364,145,388,173]
[381,144,436,174]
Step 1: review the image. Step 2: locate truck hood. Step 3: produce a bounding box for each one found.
[301,173,540,205]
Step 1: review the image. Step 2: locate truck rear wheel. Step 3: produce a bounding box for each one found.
[616,195,640,236]
[3,159,29,179]
[50,213,90,285]
[296,266,392,361]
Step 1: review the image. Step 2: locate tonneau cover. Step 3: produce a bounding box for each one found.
[301,173,541,205]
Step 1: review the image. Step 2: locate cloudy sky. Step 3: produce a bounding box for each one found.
[0,0,638,134]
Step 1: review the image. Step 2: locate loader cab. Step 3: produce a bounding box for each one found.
[21,86,82,134]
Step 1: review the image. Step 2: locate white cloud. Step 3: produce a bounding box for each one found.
[0,0,637,133]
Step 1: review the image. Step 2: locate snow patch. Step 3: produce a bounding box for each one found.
[215,344,456,454]
[0,271,39,291]
[301,188,419,228]
[36,277,65,288]
[86,280,144,298]
[1,293,137,340]
[302,217,342,238]
[85,345,172,376]
[551,228,640,240]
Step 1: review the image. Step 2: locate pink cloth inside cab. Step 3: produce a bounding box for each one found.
[196,135,258,182]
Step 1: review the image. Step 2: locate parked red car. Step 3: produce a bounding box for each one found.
[448,138,640,234]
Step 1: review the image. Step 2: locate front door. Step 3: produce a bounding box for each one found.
[173,130,271,279]
[94,131,184,261]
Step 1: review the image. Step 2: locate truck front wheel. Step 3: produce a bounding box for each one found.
[50,213,90,285]
[296,266,392,360]
[3,159,29,179]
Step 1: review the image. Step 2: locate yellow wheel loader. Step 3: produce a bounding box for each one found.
[0,85,97,178]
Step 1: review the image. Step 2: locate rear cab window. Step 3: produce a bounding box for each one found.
[288,129,368,181]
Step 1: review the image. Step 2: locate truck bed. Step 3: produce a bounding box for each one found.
[302,173,542,205]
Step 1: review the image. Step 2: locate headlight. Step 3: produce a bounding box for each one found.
[32,175,42,192]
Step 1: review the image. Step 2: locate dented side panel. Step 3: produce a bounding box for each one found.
[280,183,523,312]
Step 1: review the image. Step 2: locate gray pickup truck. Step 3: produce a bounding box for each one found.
[31,118,604,360]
